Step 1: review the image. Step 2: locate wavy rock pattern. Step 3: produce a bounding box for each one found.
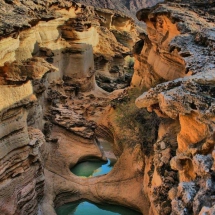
[2,0,215,215]
[0,1,143,215]
[135,1,215,214]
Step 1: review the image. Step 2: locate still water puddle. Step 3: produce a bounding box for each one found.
[60,140,140,214]
[71,138,117,177]
[56,201,142,215]
[71,158,115,177]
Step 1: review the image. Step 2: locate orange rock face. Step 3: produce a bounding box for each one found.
[135,1,215,215]
[0,1,144,215]
[2,0,215,215]
[132,10,185,89]
[177,113,208,153]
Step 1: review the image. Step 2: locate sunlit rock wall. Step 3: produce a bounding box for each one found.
[0,0,139,214]
[135,1,215,214]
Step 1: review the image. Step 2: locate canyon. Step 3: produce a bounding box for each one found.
[1,0,215,215]
[73,0,163,29]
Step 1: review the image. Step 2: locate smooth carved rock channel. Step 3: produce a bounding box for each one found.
[56,201,142,215]
[2,0,215,215]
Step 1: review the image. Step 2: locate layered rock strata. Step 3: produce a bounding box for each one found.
[2,0,215,215]
[0,0,145,215]
[73,0,163,28]
[135,1,215,214]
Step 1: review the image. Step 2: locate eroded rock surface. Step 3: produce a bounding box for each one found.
[2,0,215,215]
[73,0,163,28]
[0,0,148,215]
[135,1,215,214]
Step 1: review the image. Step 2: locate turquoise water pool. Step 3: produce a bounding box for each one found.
[70,159,115,177]
[56,201,142,215]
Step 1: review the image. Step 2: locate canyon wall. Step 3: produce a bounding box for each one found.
[1,0,215,215]
[73,0,163,28]
[0,0,144,215]
[134,1,215,214]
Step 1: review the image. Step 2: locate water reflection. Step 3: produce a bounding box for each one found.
[56,201,142,215]
[71,159,115,177]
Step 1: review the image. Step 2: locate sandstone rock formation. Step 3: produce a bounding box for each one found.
[135,1,215,214]
[73,0,163,28]
[0,0,147,215]
[0,57,55,214]
[2,0,215,215]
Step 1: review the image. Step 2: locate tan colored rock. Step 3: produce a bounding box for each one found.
[0,81,34,112]
[0,1,141,215]
[38,109,149,213]
[74,0,161,28]
[168,187,177,201]
[177,113,208,153]
[170,155,196,182]
[0,57,57,84]
[0,37,20,66]
[132,9,186,89]
[135,2,215,214]
[199,206,215,215]
[3,1,215,215]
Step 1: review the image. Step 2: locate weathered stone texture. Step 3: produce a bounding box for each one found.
[135,1,215,214]
[0,1,143,215]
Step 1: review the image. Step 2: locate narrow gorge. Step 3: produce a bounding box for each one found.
[1,0,215,215]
